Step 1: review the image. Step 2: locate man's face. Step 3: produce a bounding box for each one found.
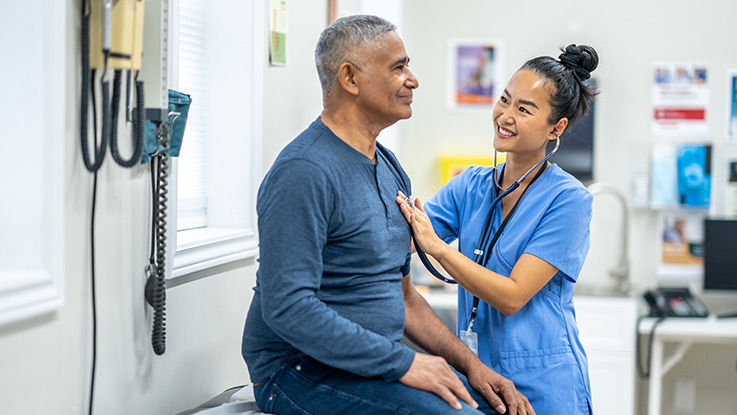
[351,31,419,126]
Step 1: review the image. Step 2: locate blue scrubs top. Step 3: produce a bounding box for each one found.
[424,163,593,415]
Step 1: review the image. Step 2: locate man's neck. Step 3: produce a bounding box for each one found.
[321,105,390,163]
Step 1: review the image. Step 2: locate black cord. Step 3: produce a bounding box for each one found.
[80,5,106,173]
[636,315,666,379]
[110,70,145,167]
[88,171,99,415]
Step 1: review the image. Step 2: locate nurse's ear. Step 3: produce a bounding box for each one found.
[550,117,568,140]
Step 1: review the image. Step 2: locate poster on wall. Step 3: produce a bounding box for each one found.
[727,159,737,217]
[652,62,709,137]
[657,212,705,280]
[437,153,504,186]
[269,0,287,66]
[727,70,737,142]
[448,40,502,110]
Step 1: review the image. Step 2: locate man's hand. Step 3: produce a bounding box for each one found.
[466,364,534,415]
[399,353,479,410]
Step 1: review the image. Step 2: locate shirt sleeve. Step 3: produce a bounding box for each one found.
[257,159,415,381]
[523,188,593,282]
[424,167,475,243]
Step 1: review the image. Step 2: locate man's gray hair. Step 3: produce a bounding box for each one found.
[315,15,396,98]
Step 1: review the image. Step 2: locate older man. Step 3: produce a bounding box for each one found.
[242,15,533,415]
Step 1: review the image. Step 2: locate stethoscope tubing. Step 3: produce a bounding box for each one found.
[417,136,560,284]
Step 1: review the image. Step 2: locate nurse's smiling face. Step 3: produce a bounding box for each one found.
[492,69,565,157]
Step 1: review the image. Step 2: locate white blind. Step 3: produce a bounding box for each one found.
[176,0,208,230]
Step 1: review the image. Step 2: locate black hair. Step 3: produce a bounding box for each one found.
[521,44,599,127]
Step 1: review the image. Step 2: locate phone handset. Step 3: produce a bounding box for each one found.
[643,287,709,318]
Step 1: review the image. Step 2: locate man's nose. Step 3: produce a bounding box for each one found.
[405,68,419,89]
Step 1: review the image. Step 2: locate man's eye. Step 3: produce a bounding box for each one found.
[500,96,508,104]
[519,107,530,114]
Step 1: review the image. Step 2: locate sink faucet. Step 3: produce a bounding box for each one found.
[587,182,630,294]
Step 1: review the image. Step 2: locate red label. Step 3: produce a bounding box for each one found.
[654,108,706,121]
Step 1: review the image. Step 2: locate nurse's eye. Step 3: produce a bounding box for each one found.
[500,96,509,104]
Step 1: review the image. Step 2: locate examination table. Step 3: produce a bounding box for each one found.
[178,384,271,415]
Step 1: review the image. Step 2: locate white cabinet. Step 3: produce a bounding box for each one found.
[575,296,638,415]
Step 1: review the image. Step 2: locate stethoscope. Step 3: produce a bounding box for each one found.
[412,135,560,284]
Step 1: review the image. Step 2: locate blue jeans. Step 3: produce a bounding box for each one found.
[253,356,501,415]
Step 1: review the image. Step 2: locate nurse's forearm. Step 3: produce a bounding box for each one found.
[435,245,552,316]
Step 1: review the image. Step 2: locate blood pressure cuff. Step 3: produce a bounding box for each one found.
[141,89,192,163]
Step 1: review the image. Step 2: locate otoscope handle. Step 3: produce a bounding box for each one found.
[102,0,112,52]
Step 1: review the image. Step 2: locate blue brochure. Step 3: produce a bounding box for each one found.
[677,144,711,208]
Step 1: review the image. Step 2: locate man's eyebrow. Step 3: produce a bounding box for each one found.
[503,90,539,109]
[391,56,409,66]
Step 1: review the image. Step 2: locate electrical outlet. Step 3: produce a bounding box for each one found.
[673,378,696,412]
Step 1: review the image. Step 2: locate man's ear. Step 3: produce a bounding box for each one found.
[338,62,360,96]
[551,118,568,140]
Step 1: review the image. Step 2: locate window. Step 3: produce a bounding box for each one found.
[175,0,208,230]
[169,0,264,281]
[0,0,65,325]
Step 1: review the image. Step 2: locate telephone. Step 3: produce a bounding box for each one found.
[643,287,709,318]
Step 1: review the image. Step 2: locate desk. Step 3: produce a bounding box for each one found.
[638,316,737,415]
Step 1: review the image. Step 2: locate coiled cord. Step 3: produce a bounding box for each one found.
[109,70,122,161]
[100,73,111,166]
[151,138,169,355]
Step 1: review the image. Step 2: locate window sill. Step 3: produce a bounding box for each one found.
[171,227,258,281]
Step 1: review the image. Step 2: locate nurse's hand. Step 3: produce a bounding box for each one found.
[396,191,446,259]
[466,364,535,415]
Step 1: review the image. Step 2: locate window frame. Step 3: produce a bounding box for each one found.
[166,0,264,284]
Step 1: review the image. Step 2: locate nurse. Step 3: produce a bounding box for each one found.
[396,44,598,414]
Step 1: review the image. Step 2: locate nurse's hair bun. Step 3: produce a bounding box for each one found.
[558,44,598,80]
[520,44,599,126]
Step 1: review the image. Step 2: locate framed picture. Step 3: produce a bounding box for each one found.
[269,0,287,66]
[447,40,502,111]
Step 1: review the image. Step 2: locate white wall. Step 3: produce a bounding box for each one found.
[399,1,737,414]
[0,1,326,414]
[261,3,325,171]
[1,1,734,414]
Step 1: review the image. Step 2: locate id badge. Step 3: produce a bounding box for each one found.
[460,329,478,356]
